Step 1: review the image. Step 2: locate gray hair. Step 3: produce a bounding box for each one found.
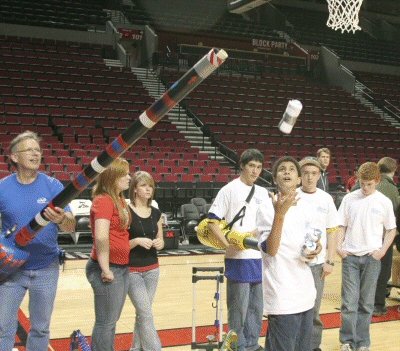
[9,130,41,153]
[9,130,41,167]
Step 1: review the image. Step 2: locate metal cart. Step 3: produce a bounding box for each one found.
[191,267,225,351]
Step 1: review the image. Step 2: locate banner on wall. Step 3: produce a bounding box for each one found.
[252,39,305,56]
[118,28,143,40]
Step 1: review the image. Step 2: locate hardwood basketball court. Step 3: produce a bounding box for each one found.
[15,250,400,351]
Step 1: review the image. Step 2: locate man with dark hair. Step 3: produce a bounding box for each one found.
[316,148,331,192]
[0,131,76,351]
[373,157,400,316]
[207,148,273,351]
[260,156,322,351]
[337,162,396,351]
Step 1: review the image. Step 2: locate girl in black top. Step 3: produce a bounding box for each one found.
[127,171,163,351]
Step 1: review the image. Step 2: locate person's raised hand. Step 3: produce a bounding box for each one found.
[273,190,298,217]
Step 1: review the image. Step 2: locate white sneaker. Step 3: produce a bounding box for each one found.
[357,347,370,351]
[340,344,352,351]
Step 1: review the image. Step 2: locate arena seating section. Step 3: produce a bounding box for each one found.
[0,0,110,31]
[0,35,237,210]
[161,69,399,186]
[0,0,399,214]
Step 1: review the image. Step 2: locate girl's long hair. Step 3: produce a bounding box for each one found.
[129,171,156,207]
[92,158,131,229]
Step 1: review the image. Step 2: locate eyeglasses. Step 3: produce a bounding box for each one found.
[15,147,42,154]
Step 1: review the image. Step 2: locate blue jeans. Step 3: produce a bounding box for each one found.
[265,308,313,351]
[86,259,128,351]
[127,268,161,351]
[340,255,381,349]
[310,264,325,350]
[0,260,59,351]
[226,279,263,351]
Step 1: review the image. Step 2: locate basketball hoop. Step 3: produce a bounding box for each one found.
[326,0,363,34]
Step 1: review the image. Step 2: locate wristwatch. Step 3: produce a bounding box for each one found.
[326,260,335,266]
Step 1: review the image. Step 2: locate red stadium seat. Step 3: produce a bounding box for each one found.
[164,174,179,182]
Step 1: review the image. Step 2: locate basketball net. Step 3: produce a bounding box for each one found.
[326,0,363,33]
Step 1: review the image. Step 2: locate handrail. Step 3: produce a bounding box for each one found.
[156,65,274,187]
[383,99,400,119]
[356,84,400,123]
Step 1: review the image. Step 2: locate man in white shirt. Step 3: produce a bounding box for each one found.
[337,162,397,351]
[298,157,339,351]
[207,149,274,351]
[260,156,321,351]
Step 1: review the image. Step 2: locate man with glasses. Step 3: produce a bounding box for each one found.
[0,130,75,351]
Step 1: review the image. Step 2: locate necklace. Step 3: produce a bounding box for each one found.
[130,205,156,238]
[138,214,154,237]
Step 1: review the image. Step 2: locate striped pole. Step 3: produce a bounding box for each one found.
[0,48,227,281]
[15,48,228,247]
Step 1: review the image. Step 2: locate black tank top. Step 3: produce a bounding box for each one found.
[128,206,161,268]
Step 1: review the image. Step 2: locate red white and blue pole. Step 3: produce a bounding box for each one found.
[0,48,228,281]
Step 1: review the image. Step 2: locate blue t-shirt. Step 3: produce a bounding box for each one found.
[0,173,69,270]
